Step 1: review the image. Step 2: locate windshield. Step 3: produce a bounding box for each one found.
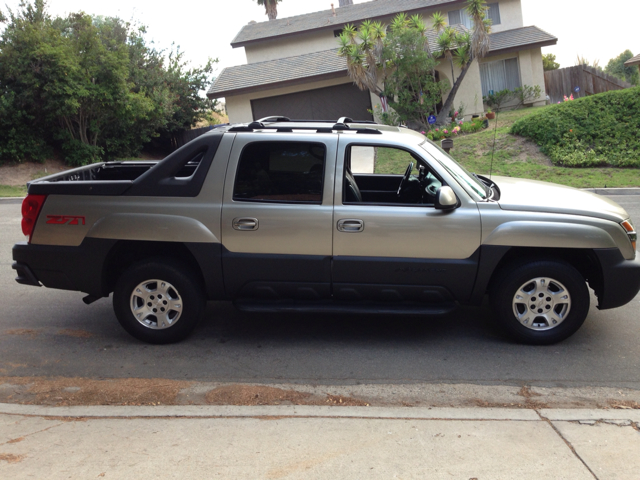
[419,139,488,200]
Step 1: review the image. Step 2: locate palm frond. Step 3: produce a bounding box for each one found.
[431,11,446,32]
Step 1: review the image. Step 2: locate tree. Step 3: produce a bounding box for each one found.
[337,20,387,97]
[542,53,559,71]
[338,0,492,126]
[382,14,449,126]
[0,0,219,165]
[605,50,639,86]
[256,0,282,21]
[434,0,491,125]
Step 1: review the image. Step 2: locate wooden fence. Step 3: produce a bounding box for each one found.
[544,65,632,104]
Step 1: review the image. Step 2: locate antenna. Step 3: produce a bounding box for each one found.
[489,109,499,180]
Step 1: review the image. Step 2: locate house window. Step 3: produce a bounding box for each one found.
[480,58,521,96]
[448,2,501,28]
[234,142,326,204]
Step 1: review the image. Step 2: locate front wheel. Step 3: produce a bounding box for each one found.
[113,259,205,344]
[490,259,590,345]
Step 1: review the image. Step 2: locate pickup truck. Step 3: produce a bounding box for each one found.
[12,117,640,345]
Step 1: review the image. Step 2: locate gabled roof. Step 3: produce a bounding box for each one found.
[624,53,640,66]
[232,0,465,47]
[485,25,557,57]
[210,25,557,99]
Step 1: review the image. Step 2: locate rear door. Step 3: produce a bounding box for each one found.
[332,137,482,304]
[221,133,338,300]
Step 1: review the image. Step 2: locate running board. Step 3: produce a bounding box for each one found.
[233,300,457,316]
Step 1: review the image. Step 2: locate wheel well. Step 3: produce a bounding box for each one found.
[488,247,604,298]
[102,241,205,295]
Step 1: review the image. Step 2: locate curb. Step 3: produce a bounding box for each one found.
[0,197,23,204]
[582,188,640,195]
[1,403,638,421]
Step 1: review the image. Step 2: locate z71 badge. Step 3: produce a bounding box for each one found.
[46,215,86,226]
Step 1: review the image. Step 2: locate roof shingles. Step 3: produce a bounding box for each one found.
[232,0,462,46]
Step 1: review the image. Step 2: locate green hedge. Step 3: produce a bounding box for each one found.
[510,87,640,167]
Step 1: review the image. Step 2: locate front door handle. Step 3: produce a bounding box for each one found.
[337,219,364,233]
[233,217,259,231]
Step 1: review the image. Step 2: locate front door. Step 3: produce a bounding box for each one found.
[332,138,482,304]
[221,134,337,300]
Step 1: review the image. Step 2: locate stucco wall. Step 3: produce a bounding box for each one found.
[437,60,485,118]
[245,30,338,64]
[225,77,358,123]
[480,47,547,106]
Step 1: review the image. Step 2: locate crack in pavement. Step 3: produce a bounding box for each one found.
[535,409,600,480]
[0,420,67,447]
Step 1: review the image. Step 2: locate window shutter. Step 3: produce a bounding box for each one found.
[487,3,501,25]
[448,9,461,25]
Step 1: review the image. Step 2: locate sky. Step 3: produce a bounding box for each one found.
[1,0,638,84]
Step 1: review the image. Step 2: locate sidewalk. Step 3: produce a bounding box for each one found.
[1,403,638,479]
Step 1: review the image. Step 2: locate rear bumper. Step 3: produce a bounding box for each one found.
[12,240,115,296]
[12,262,41,287]
[594,248,640,310]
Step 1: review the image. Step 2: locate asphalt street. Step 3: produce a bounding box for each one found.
[1,196,639,389]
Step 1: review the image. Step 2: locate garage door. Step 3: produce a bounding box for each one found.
[251,83,373,122]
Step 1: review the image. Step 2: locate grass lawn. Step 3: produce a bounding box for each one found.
[0,184,27,197]
[379,106,640,188]
[450,107,640,188]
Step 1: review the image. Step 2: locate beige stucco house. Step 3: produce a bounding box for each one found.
[208,0,557,123]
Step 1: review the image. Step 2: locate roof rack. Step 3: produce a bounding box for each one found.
[227,122,382,135]
[256,116,291,123]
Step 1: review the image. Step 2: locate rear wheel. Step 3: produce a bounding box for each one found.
[113,259,205,344]
[490,259,590,345]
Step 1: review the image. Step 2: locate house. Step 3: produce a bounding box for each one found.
[208,0,557,123]
[624,53,640,75]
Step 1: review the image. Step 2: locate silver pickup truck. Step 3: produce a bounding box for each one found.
[12,118,640,345]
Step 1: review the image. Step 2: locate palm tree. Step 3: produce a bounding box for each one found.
[337,20,387,97]
[256,0,282,21]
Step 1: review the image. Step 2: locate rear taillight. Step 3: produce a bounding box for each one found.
[21,194,47,243]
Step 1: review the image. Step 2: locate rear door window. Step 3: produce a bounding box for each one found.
[233,142,326,204]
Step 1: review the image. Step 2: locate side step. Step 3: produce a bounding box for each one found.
[233,299,457,316]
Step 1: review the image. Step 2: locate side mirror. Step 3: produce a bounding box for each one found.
[435,186,459,211]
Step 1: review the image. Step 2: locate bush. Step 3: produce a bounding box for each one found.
[510,87,640,167]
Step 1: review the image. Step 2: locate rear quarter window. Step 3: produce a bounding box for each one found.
[233,142,326,204]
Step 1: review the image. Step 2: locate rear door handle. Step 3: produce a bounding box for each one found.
[337,219,364,233]
[233,217,259,231]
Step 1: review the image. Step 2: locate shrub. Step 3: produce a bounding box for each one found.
[510,87,640,167]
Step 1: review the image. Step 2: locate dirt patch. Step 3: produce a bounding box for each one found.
[324,394,368,406]
[206,385,314,406]
[609,400,640,410]
[0,159,68,186]
[4,329,39,337]
[56,329,93,339]
[205,385,369,407]
[0,377,192,406]
[0,453,25,464]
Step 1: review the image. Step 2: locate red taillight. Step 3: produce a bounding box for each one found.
[21,194,47,242]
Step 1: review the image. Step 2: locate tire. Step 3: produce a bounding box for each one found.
[490,259,590,345]
[113,259,205,344]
